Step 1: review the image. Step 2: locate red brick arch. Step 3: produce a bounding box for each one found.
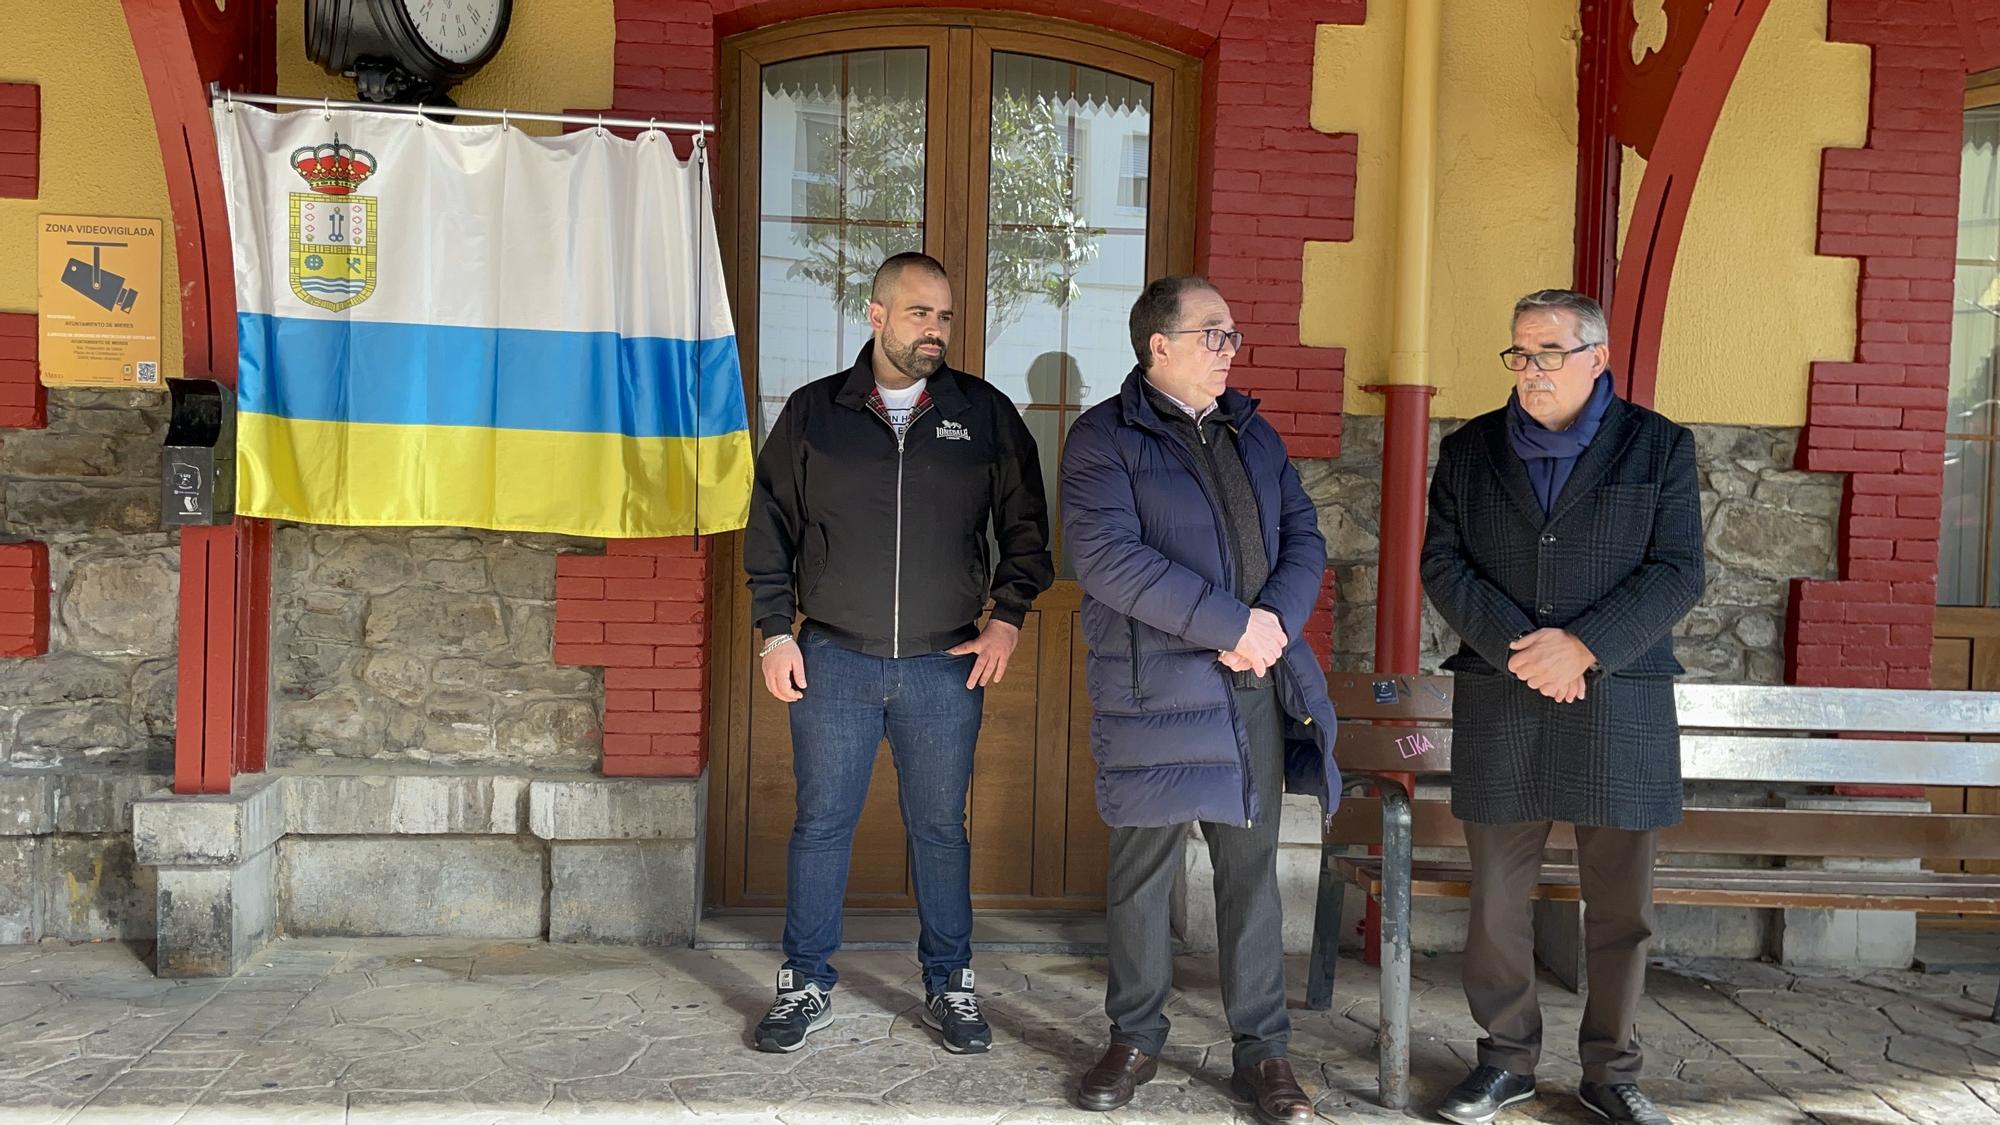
[567,0,1364,776]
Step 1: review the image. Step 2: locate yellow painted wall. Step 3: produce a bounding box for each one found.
[1646,0,1866,426]
[0,0,182,372]
[1307,0,1869,428]
[275,0,615,132]
[1305,0,1581,421]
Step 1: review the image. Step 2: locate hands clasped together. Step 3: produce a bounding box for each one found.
[1218,607,1288,676]
[1507,627,1596,704]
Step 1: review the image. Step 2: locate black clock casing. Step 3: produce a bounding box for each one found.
[305,0,513,106]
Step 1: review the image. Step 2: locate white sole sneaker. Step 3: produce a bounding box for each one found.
[921,1008,991,1054]
[753,1007,831,1053]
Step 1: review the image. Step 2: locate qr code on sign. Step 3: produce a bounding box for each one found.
[136,362,158,385]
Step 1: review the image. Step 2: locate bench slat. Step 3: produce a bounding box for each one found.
[1327,800,2000,860]
[1330,728,2000,787]
[1676,683,2000,734]
[1328,675,2000,735]
[1334,858,2000,914]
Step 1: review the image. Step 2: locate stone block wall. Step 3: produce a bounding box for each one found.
[0,770,167,943]
[1302,416,1837,682]
[270,527,604,770]
[0,389,175,770]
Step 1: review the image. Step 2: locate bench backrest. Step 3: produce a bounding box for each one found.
[1328,675,2000,789]
[1326,674,2000,862]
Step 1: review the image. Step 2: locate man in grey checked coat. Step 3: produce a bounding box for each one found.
[1420,290,1705,1125]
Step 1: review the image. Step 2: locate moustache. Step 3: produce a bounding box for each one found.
[1520,379,1556,393]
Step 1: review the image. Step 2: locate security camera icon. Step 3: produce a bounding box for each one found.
[61,241,139,313]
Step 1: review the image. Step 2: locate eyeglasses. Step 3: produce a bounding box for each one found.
[1499,343,1596,372]
[1165,328,1246,354]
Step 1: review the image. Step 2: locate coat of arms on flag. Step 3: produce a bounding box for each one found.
[288,138,377,312]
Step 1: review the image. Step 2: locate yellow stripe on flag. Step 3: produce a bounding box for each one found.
[236,413,752,538]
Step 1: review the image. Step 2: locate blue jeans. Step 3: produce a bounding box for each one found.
[782,627,983,996]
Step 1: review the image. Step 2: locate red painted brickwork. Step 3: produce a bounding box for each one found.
[1304,567,1336,669]
[0,83,36,199]
[0,542,50,658]
[554,537,711,777]
[1198,2,1363,461]
[1952,0,2000,74]
[1792,0,1973,689]
[0,314,45,430]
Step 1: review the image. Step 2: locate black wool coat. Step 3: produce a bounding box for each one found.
[1420,395,1706,831]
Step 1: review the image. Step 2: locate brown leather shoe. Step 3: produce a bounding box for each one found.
[1231,1057,1316,1124]
[1077,1042,1157,1111]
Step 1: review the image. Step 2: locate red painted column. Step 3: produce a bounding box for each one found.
[122,0,275,793]
[1571,0,1620,305]
[1364,383,1436,961]
[1373,387,1437,675]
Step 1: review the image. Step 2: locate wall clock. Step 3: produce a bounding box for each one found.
[305,0,512,107]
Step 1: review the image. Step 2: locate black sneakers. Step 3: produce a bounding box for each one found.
[1580,1082,1672,1124]
[752,968,831,1053]
[922,968,992,1054]
[1437,1065,1538,1124]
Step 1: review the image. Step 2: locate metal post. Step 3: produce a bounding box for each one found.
[1378,786,1414,1111]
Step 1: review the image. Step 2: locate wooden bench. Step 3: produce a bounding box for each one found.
[1307,673,2000,1110]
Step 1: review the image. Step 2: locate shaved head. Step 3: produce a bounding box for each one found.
[871,252,949,307]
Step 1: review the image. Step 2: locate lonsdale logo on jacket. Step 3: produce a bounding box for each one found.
[936,420,972,441]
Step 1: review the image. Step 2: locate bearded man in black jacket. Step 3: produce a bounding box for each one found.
[742,252,1053,1057]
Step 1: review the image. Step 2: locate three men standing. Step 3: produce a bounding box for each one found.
[743,252,1053,1055]
[1061,276,1341,1124]
[745,265,1698,1125]
[1422,290,1703,1125]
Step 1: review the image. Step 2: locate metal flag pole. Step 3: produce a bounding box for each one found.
[209,86,715,136]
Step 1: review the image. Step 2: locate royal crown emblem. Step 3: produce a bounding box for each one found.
[291,137,376,195]
[286,133,379,311]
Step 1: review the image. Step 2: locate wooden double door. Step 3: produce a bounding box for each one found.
[705,13,1200,910]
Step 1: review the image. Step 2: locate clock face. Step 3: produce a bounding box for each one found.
[398,0,506,65]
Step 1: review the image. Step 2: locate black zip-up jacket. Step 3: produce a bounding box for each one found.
[744,342,1054,658]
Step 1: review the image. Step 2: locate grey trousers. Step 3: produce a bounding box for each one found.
[1103,685,1288,1069]
[1462,820,1660,1085]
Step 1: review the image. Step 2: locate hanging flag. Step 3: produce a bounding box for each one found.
[213,103,750,537]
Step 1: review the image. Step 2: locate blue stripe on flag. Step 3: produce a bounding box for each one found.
[237,313,748,439]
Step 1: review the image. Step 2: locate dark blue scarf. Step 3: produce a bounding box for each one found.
[1506,371,1616,514]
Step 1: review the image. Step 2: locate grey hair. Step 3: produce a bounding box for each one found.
[1512,289,1608,346]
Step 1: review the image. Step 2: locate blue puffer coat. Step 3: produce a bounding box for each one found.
[1060,366,1340,829]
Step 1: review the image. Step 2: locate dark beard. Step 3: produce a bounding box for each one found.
[883,333,945,380]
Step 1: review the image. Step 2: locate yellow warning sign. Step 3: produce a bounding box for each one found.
[37,214,164,389]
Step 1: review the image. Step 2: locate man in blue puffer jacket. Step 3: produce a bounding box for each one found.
[1060,275,1339,1124]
